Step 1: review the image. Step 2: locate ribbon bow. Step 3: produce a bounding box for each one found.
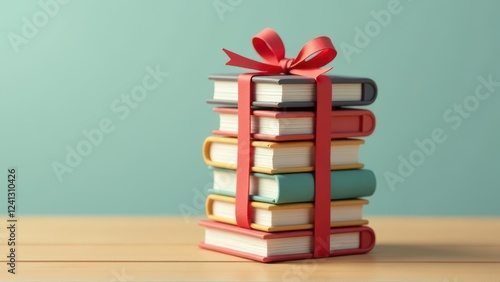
[224,28,335,258]
[223,28,337,78]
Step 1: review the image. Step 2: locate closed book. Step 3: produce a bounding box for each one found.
[210,168,376,204]
[203,136,364,174]
[213,107,376,141]
[206,194,368,232]
[199,220,376,263]
[207,74,377,108]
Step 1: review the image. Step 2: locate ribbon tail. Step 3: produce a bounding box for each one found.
[223,48,283,73]
[290,67,332,79]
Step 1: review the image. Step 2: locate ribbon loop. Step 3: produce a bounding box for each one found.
[252,28,285,65]
[292,36,337,70]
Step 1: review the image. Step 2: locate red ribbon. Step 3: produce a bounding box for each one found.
[223,28,336,258]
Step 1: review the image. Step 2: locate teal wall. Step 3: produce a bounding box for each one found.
[1,0,499,216]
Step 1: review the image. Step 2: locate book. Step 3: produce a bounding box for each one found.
[198,220,376,263]
[206,194,368,232]
[210,168,376,204]
[203,136,364,174]
[213,107,376,141]
[207,74,377,108]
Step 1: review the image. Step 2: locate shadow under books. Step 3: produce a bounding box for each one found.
[281,244,499,264]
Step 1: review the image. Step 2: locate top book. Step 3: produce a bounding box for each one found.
[207,74,377,108]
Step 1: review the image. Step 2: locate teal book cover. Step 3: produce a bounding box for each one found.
[209,168,376,204]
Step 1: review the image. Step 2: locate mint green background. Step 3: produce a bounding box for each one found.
[1,0,499,216]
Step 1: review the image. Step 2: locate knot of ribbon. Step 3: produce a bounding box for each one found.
[223,28,337,78]
[223,28,336,259]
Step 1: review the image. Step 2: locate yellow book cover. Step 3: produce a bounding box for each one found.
[202,136,364,174]
[206,194,369,232]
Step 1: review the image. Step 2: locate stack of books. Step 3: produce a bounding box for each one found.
[199,74,378,262]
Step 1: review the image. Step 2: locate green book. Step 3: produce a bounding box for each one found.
[209,168,376,204]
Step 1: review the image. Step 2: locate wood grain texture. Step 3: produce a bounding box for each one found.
[0,216,499,281]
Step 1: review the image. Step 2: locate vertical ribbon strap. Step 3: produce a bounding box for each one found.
[235,73,254,229]
[313,75,332,257]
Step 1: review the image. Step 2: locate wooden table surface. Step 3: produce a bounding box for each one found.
[0,216,499,281]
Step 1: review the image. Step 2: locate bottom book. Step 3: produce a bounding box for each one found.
[198,220,376,263]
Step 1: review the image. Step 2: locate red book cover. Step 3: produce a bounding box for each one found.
[213,108,375,141]
[198,220,375,263]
